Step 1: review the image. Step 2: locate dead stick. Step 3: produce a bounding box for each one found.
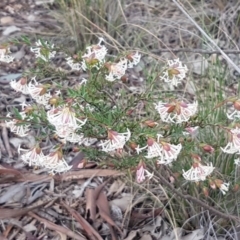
[152,48,240,55]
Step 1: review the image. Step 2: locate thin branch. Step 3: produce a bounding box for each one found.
[152,48,240,55]
[150,166,240,223]
[172,0,240,74]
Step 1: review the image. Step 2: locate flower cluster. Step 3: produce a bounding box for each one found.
[221,127,240,154]
[136,160,154,183]
[4,37,232,200]
[0,47,14,63]
[47,104,87,144]
[5,103,32,137]
[160,58,188,86]
[30,40,56,62]
[18,146,72,174]
[10,77,53,108]
[183,162,214,182]
[99,129,131,153]
[155,100,198,124]
[136,134,182,165]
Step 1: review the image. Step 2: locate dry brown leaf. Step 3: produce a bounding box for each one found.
[61,201,103,240]
[107,179,125,197]
[139,234,152,240]
[85,188,96,223]
[57,231,67,240]
[29,212,86,240]
[0,235,8,240]
[85,180,110,224]
[69,152,85,169]
[9,169,123,183]
[0,164,23,179]
[123,230,139,240]
[96,191,122,238]
[0,201,47,220]
[109,193,133,212]
[57,169,123,181]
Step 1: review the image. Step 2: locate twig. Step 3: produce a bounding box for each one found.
[150,166,240,223]
[28,212,86,240]
[1,125,13,158]
[172,0,240,74]
[152,48,240,55]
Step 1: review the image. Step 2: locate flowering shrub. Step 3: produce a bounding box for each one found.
[2,37,240,198]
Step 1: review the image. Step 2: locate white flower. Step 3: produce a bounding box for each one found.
[47,105,87,130]
[44,150,72,174]
[99,129,131,152]
[155,100,198,123]
[136,135,182,165]
[81,38,107,71]
[30,40,56,62]
[183,126,199,137]
[235,158,240,165]
[183,162,214,182]
[0,48,14,63]
[28,77,51,106]
[6,111,30,137]
[219,182,229,195]
[221,128,240,154]
[105,58,128,82]
[160,58,188,86]
[136,162,154,183]
[55,126,85,144]
[10,77,29,94]
[66,57,82,71]
[126,52,141,68]
[227,110,240,120]
[18,146,45,167]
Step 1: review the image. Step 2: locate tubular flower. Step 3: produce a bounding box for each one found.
[136,160,154,183]
[28,77,52,106]
[155,100,198,123]
[160,58,188,86]
[99,129,131,152]
[183,162,214,182]
[0,47,14,63]
[18,145,45,167]
[44,149,72,174]
[5,104,32,137]
[66,57,82,71]
[226,99,240,120]
[55,126,85,144]
[183,126,199,137]
[81,38,107,71]
[6,114,31,137]
[214,179,229,195]
[30,40,56,62]
[136,134,182,165]
[47,105,87,130]
[126,51,141,68]
[221,128,240,154]
[10,77,29,94]
[105,58,128,82]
